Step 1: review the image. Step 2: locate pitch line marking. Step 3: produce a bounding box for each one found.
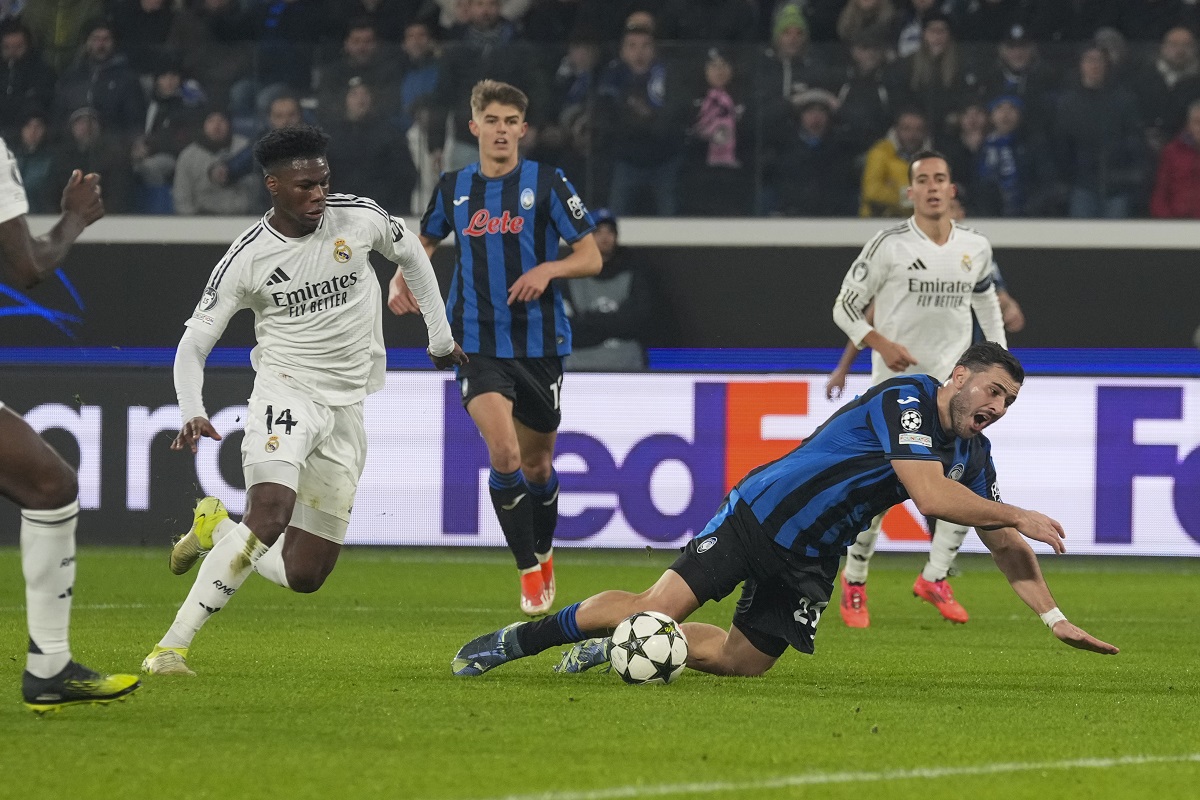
[455,753,1200,800]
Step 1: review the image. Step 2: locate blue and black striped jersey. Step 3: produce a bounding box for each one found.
[702,374,1001,557]
[421,159,595,358]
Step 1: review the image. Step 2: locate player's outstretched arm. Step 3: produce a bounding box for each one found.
[508,232,602,305]
[0,170,103,289]
[977,526,1119,655]
[826,339,860,400]
[171,327,223,454]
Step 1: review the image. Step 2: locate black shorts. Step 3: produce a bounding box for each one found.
[455,355,564,433]
[670,500,839,658]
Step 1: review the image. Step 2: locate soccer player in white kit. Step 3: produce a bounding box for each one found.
[141,125,465,676]
[0,144,142,711]
[831,150,1006,628]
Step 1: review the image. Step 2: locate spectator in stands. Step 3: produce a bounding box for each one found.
[1054,43,1147,218]
[976,24,1059,138]
[316,19,401,124]
[766,87,858,216]
[860,106,930,217]
[657,0,759,42]
[47,106,134,212]
[131,60,207,213]
[1150,98,1200,218]
[434,0,532,30]
[12,109,54,213]
[973,95,1058,216]
[1134,26,1200,153]
[1092,26,1136,89]
[229,0,328,121]
[208,93,304,203]
[20,0,105,73]
[172,109,261,215]
[899,12,975,138]
[0,20,55,136]
[325,79,416,211]
[564,209,656,372]
[526,37,598,182]
[936,99,986,197]
[680,47,752,216]
[896,0,940,58]
[332,0,425,42]
[393,20,441,212]
[837,0,896,47]
[110,0,176,77]
[596,23,686,216]
[833,29,900,156]
[53,19,146,140]
[434,0,545,172]
[759,3,831,116]
[167,0,253,110]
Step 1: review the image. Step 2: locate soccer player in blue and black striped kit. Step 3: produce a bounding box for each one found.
[389,80,601,616]
[451,343,1119,678]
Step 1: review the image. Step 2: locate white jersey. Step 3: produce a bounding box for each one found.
[833,217,1006,385]
[185,194,453,406]
[0,138,30,225]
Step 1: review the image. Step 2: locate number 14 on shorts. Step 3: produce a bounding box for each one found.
[265,405,298,435]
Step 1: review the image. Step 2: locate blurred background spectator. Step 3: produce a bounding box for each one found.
[172,108,261,215]
[53,18,146,141]
[0,19,55,138]
[324,78,416,210]
[1150,97,1200,218]
[11,108,54,212]
[21,0,105,73]
[47,106,134,212]
[860,106,930,217]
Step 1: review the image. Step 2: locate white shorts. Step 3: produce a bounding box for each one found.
[241,375,366,544]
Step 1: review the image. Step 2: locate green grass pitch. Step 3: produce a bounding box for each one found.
[0,546,1197,800]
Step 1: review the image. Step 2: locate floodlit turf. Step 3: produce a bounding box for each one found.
[0,546,1197,800]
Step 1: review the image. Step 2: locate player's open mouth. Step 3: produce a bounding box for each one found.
[972,412,990,430]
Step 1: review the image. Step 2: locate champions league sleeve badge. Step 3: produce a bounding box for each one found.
[199,286,219,311]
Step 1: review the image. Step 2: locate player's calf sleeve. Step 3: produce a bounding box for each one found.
[252,533,290,588]
[842,513,884,584]
[525,469,559,556]
[159,522,269,650]
[489,467,537,570]
[923,519,969,582]
[515,602,583,656]
[21,501,79,678]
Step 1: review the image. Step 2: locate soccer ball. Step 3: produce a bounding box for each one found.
[609,611,689,685]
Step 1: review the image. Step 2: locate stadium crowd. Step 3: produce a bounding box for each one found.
[5,0,1200,219]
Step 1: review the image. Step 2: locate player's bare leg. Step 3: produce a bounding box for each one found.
[467,393,546,613]
[1,408,140,709]
[453,570,702,676]
[679,623,778,677]
[515,419,558,607]
[145,482,295,675]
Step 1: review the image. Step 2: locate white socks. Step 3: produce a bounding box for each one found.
[923,519,969,582]
[252,533,290,588]
[159,522,268,650]
[842,512,884,584]
[21,501,79,679]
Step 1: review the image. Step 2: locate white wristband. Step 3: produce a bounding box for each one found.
[1039,607,1067,628]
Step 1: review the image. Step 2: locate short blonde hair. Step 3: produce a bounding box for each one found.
[470,80,529,118]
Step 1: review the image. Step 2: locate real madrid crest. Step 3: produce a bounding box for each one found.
[265,435,279,453]
[960,253,972,272]
[333,238,352,263]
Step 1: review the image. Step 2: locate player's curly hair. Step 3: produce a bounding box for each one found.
[957,342,1025,384]
[253,124,330,174]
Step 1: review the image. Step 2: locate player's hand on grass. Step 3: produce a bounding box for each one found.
[61,169,105,225]
[877,340,917,372]
[429,343,468,370]
[1014,509,1067,554]
[388,274,420,315]
[1051,620,1119,655]
[508,265,551,305]
[171,417,222,454]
